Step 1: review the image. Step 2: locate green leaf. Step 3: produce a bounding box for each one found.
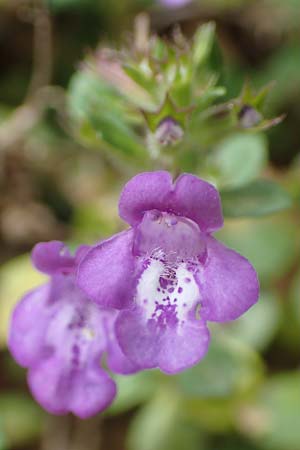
[174,332,263,399]
[106,372,158,416]
[0,392,44,447]
[224,291,281,351]
[240,373,300,450]
[212,133,268,189]
[127,390,205,450]
[68,70,146,161]
[123,64,160,104]
[0,429,7,450]
[217,216,298,284]
[88,108,145,159]
[193,22,216,67]
[282,267,300,347]
[221,180,293,218]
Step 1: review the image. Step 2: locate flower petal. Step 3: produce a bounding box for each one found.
[119,171,223,233]
[69,366,116,418]
[115,309,162,369]
[116,258,209,373]
[119,171,173,226]
[76,230,137,309]
[106,335,140,374]
[197,236,259,322]
[174,174,223,233]
[32,241,74,275]
[103,310,140,375]
[116,310,210,373]
[159,319,210,374]
[8,284,52,367]
[28,359,116,418]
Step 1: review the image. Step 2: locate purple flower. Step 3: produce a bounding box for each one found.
[77,172,259,374]
[8,241,137,419]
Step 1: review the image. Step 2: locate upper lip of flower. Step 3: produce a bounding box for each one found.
[118,170,224,233]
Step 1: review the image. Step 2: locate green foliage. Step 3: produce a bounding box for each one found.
[127,390,205,450]
[218,216,298,285]
[241,373,300,450]
[107,372,158,416]
[220,180,293,218]
[0,393,44,448]
[211,133,268,188]
[174,333,263,399]
[225,291,281,351]
[68,69,146,164]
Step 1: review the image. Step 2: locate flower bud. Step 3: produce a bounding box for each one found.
[238,104,262,129]
[154,117,184,146]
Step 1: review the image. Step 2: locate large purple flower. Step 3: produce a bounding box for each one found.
[77,172,259,374]
[8,241,137,419]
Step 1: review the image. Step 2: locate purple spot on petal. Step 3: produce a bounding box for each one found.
[72,344,80,355]
[178,287,183,293]
[184,277,191,283]
[159,278,169,289]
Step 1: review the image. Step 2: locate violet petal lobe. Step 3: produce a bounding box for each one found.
[28,359,116,418]
[103,310,140,374]
[158,318,210,374]
[116,310,210,374]
[197,236,259,322]
[115,309,162,370]
[119,171,173,227]
[76,230,136,309]
[173,174,223,233]
[32,241,74,275]
[8,284,51,368]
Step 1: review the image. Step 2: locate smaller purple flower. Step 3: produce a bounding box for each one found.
[8,241,137,419]
[77,171,259,375]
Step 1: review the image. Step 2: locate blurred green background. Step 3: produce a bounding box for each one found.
[0,0,300,449]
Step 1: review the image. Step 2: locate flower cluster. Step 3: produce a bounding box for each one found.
[9,171,259,418]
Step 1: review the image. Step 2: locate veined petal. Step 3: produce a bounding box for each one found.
[197,236,259,322]
[32,241,74,275]
[174,174,223,233]
[116,258,207,372]
[8,284,52,367]
[28,359,116,418]
[77,230,137,309]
